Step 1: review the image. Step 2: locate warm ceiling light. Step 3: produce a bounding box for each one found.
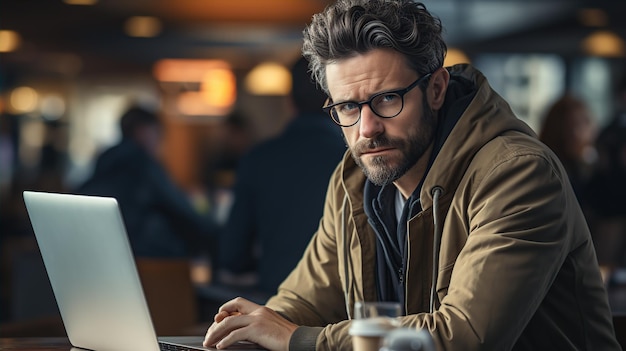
[0,30,21,52]
[153,59,231,83]
[444,48,470,67]
[244,62,292,96]
[177,91,233,117]
[9,86,39,114]
[578,8,609,27]
[201,69,236,108]
[63,0,98,5]
[581,30,626,58]
[124,16,162,38]
[154,59,237,116]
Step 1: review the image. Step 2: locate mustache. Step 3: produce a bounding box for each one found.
[352,135,402,156]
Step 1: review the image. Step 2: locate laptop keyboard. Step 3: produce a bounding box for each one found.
[159,341,206,351]
[159,339,264,350]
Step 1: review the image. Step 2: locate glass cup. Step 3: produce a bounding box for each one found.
[354,301,402,319]
[350,302,401,351]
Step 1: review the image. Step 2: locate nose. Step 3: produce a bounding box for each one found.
[358,104,384,138]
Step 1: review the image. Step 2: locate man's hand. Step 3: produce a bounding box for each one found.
[203,297,298,351]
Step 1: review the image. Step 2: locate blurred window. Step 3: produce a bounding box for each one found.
[473,54,565,132]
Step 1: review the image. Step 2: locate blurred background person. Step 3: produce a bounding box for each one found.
[201,111,254,226]
[582,77,626,285]
[215,56,346,298]
[539,93,598,201]
[75,105,219,259]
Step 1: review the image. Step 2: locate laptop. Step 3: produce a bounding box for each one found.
[23,191,263,351]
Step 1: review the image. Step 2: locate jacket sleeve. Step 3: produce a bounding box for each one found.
[266,163,354,351]
[405,144,585,350]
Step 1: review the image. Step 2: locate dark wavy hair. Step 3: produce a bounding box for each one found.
[302,0,447,94]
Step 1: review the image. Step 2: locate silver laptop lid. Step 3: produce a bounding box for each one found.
[24,191,160,351]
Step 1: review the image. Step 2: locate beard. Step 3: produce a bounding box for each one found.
[350,97,437,186]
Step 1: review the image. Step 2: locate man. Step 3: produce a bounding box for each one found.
[217,56,346,296]
[203,1,620,350]
[77,105,218,258]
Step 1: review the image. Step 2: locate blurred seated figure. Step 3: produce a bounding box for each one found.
[201,111,253,226]
[582,82,626,282]
[216,56,346,296]
[539,93,597,200]
[76,105,219,258]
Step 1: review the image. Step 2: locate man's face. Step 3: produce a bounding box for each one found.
[325,49,437,187]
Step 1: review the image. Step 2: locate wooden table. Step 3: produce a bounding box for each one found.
[0,337,72,350]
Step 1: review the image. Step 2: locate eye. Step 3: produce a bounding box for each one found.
[337,102,360,114]
[378,93,399,104]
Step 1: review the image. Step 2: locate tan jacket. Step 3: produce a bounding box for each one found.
[266,65,620,350]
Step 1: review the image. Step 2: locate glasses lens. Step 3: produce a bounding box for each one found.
[332,103,360,126]
[371,93,403,118]
[329,108,343,125]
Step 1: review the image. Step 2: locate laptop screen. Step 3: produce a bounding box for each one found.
[24,191,162,351]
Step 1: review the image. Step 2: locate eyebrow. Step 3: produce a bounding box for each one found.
[331,84,407,105]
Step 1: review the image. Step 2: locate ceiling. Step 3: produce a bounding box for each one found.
[1,0,625,80]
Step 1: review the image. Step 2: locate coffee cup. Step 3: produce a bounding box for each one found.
[349,317,397,351]
[380,328,436,351]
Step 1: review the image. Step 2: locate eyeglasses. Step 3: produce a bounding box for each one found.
[322,73,432,127]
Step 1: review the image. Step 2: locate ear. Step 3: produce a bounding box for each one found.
[427,67,450,111]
